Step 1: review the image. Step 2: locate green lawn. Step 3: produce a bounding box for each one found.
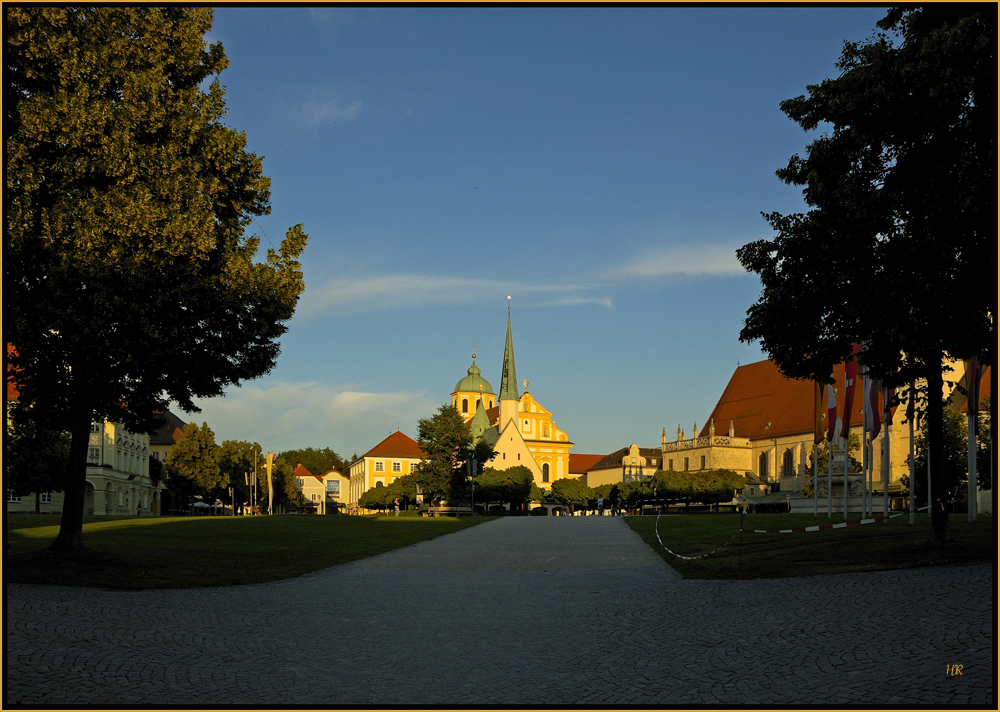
[6,511,993,589]
[5,514,490,590]
[626,511,995,579]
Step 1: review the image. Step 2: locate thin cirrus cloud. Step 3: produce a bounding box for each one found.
[297,248,743,318]
[190,379,436,452]
[297,96,362,129]
[296,274,611,318]
[617,245,745,278]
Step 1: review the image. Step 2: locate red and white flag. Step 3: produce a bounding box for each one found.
[826,370,837,442]
[840,343,861,439]
[865,374,881,439]
[814,381,825,444]
[965,356,982,417]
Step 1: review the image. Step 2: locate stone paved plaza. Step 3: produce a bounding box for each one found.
[5,516,994,707]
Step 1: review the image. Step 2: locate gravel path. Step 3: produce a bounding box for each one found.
[5,516,993,706]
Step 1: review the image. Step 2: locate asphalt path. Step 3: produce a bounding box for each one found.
[5,516,994,706]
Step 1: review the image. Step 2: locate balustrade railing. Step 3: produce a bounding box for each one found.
[663,435,751,452]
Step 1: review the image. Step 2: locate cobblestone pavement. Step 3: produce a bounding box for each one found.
[5,517,994,707]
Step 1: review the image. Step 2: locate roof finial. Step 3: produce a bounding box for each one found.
[507,295,511,312]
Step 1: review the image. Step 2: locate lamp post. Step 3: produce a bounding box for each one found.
[468,454,477,515]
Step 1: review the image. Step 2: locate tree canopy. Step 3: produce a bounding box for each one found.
[735,6,994,542]
[4,404,71,511]
[278,447,349,477]
[5,7,307,549]
[164,422,222,503]
[738,6,993,385]
[414,405,495,503]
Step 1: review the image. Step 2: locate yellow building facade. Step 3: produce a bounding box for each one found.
[348,430,423,508]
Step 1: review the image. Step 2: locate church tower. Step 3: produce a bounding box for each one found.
[498,303,519,430]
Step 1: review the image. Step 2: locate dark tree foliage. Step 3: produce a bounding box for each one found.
[5,404,71,512]
[277,447,350,477]
[736,6,994,542]
[5,7,308,549]
[476,465,533,510]
[414,405,496,503]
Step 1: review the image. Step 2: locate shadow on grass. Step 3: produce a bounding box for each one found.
[626,512,995,580]
[6,514,494,590]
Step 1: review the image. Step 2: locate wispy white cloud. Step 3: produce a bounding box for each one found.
[617,244,744,278]
[189,380,436,456]
[296,242,744,319]
[298,96,362,129]
[297,274,610,318]
[522,296,614,309]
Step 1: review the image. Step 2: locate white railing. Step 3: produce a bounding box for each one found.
[663,435,751,452]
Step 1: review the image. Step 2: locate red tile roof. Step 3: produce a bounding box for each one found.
[569,453,605,475]
[700,359,902,442]
[6,343,21,402]
[149,410,188,446]
[363,430,424,460]
[293,463,324,483]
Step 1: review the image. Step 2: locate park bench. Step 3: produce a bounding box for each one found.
[427,506,474,517]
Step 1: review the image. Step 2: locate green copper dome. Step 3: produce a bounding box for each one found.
[454,358,495,395]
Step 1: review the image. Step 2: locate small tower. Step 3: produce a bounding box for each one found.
[452,353,495,423]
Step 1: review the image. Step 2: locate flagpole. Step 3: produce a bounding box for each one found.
[827,443,833,518]
[968,409,977,522]
[882,421,890,518]
[861,427,867,517]
[967,357,979,522]
[909,400,915,524]
[843,441,849,521]
[813,443,818,517]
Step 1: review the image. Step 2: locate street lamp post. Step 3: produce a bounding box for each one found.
[468,455,478,515]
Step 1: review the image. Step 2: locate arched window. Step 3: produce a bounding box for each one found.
[782,449,794,478]
[758,452,769,481]
[462,398,469,413]
[542,463,550,483]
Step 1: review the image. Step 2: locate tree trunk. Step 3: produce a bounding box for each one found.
[926,363,949,544]
[50,411,93,551]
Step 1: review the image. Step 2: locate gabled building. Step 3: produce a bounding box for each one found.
[586,444,662,488]
[149,410,188,464]
[348,430,424,507]
[293,463,348,514]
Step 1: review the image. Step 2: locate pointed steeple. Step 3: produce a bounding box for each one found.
[498,300,520,430]
[499,305,519,402]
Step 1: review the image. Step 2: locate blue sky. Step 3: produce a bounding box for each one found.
[189,5,889,459]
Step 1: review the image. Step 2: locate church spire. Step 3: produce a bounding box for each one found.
[499,299,518,402]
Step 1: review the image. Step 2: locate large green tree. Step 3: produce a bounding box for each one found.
[414,405,495,503]
[164,422,222,505]
[5,7,307,549]
[477,465,534,511]
[549,476,592,513]
[736,6,994,543]
[218,439,262,514]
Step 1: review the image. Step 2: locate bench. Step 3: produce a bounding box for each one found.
[428,506,474,517]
